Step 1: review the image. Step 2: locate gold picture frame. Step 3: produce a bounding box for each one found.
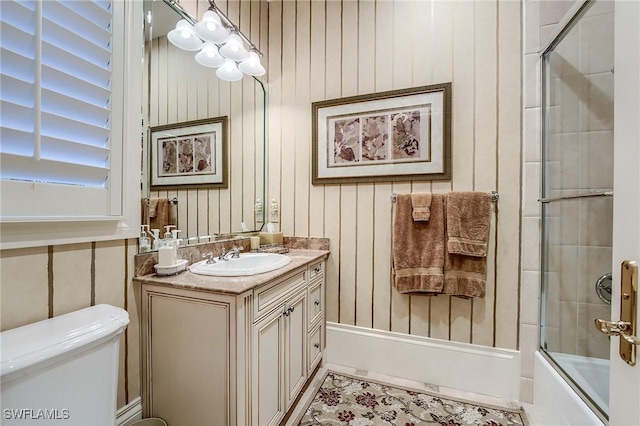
[150,116,228,189]
[312,83,451,184]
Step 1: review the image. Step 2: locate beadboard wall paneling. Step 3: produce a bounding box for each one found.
[268,0,522,351]
[0,239,137,409]
[146,0,268,237]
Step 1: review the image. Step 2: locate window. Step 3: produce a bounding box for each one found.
[0,0,142,248]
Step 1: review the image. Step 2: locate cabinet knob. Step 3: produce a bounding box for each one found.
[314,266,321,274]
[314,343,320,349]
[314,300,320,306]
[283,306,295,317]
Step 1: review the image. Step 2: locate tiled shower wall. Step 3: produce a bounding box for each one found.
[521,0,614,403]
[543,1,614,360]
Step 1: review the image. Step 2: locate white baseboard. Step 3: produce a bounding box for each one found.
[117,397,142,426]
[325,322,520,401]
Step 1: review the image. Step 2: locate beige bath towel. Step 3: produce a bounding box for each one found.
[443,252,487,298]
[392,193,445,295]
[411,193,432,221]
[147,198,172,233]
[446,192,492,257]
[443,193,491,298]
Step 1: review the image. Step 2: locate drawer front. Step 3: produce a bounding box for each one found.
[308,261,324,284]
[307,322,323,372]
[254,271,306,321]
[307,280,323,327]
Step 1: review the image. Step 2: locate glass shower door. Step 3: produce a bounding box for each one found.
[539,0,615,421]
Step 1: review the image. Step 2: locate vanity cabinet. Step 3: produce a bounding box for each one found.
[252,285,307,426]
[138,254,326,426]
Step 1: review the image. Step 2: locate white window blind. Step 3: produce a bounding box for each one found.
[0,0,121,218]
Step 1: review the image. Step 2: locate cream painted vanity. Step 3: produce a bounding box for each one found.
[135,249,328,426]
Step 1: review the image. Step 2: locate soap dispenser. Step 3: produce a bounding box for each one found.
[157,225,176,266]
[139,225,151,253]
[159,225,175,248]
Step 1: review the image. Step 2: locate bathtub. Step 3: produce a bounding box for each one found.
[533,351,606,426]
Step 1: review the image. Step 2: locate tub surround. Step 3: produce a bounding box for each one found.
[134,249,329,294]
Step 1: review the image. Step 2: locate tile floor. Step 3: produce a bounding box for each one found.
[285,363,545,426]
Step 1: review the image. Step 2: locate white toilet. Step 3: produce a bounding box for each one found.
[1,304,129,426]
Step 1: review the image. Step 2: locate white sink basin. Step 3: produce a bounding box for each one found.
[189,253,291,276]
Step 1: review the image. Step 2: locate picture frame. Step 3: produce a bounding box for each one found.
[312,83,451,185]
[150,116,228,189]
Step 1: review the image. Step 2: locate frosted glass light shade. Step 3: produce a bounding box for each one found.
[238,51,265,76]
[194,11,229,43]
[168,20,202,51]
[195,42,225,68]
[219,34,249,61]
[216,59,243,81]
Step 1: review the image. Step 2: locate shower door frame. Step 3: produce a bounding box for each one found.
[539,1,640,424]
[538,0,614,422]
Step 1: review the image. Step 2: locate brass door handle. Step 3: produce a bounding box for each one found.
[594,261,638,365]
[595,319,640,345]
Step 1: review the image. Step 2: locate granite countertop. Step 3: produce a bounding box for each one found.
[134,249,329,295]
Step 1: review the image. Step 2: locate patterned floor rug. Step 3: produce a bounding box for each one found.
[295,371,529,426]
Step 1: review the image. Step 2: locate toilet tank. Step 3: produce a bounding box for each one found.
[1,304,129,426]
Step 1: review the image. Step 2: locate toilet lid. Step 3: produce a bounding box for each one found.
[1,304,129,379]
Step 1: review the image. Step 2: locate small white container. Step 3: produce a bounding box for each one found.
[154,259,188,276]
[157,246,175,267]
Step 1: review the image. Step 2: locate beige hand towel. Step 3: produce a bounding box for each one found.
[411,192,432,222]
[392,193,445,295]
[446,192,492,257]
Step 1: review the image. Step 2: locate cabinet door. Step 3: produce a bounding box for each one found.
[252,305,285,426]
[285,289,308,408]
[147,293,231,426]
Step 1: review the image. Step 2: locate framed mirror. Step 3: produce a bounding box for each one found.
[142,0,267,247]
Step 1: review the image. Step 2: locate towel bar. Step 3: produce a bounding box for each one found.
[144,197,179,206]
[390,191,499,203]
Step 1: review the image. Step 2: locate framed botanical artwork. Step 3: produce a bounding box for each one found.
[150,116,228,189]
[312,83,451,184]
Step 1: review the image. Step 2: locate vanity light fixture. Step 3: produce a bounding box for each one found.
[167,0,265,81]
[194,10,229,43]
[167,19,203,51]
[195,42,225,68]
[219,33,250,61]
[239,49,266,76]
[216,59,243,82]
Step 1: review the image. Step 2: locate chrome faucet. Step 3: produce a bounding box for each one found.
[202,252,216,264]
[219,246,241,261]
